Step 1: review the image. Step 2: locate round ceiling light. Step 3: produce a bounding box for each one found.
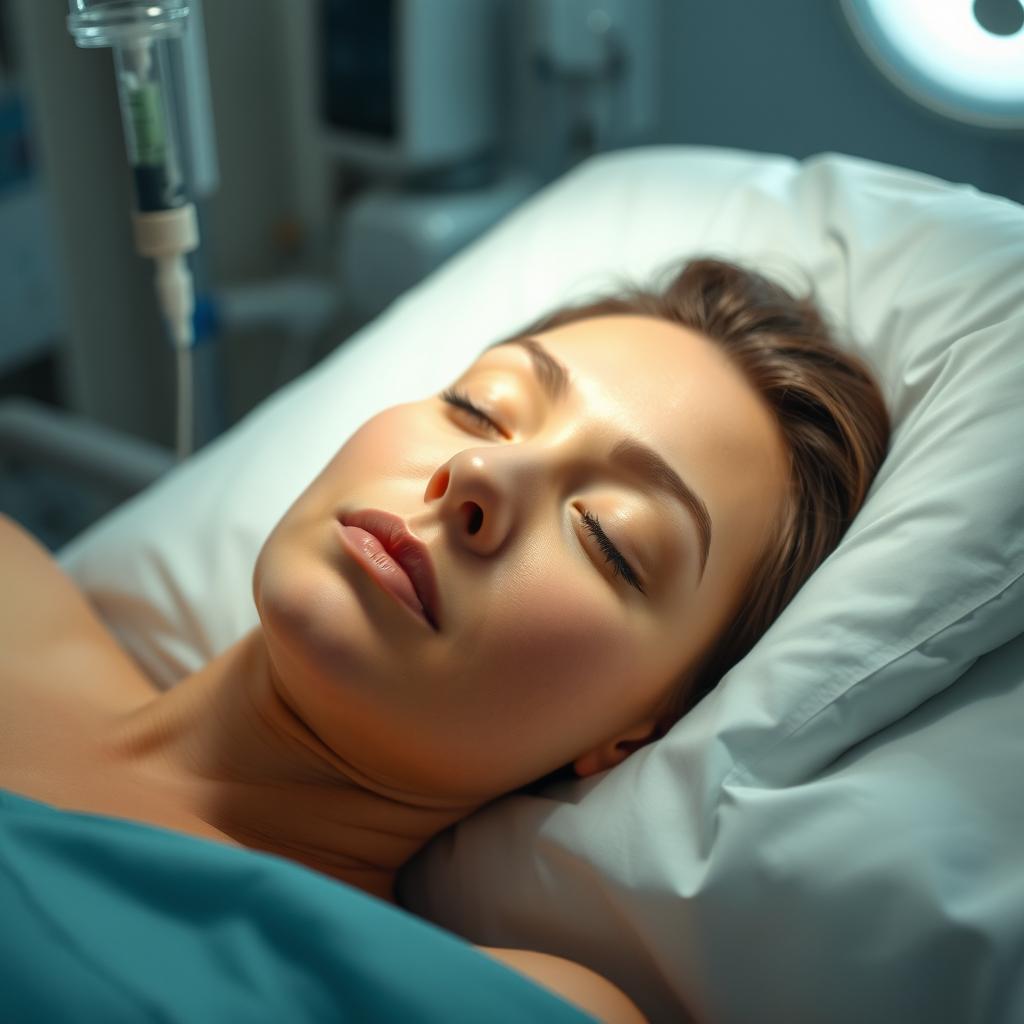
[841,0,1024,129]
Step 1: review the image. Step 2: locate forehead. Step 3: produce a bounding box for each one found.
[531,314,785,476]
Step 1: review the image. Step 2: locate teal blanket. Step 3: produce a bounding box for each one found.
[0,789,594,1022]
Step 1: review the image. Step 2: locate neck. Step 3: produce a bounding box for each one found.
[99,628,481,904]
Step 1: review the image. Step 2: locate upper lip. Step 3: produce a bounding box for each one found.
[339,509,442,630]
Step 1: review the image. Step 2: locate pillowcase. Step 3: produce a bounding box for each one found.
[60,146,1024,1022]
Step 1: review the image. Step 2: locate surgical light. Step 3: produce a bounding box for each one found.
[841,0,1024,129]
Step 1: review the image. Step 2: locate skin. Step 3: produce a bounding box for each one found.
[83,312,790,904]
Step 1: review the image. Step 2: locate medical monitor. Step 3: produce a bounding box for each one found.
[319,0,499,179]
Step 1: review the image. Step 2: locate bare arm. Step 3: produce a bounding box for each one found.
[477,945,647,1023]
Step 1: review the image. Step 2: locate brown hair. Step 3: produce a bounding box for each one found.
[507,257,891,747]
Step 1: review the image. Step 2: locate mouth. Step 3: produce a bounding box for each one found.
[336,509,442,631]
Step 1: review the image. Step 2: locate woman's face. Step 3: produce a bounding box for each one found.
[254,314,790,801]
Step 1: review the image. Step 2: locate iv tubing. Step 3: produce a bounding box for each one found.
[175,345,193,462]
[137,205,198,460]
[155,251,196,461]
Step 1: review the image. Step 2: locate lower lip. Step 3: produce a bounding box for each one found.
[336,522,432,627]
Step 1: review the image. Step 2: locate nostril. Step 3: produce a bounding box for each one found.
[464,503,483,536]
[425,467,450,501]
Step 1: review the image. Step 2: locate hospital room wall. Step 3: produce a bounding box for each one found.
[651,1,1023,205]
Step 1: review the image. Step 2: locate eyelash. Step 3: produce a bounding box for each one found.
[440,387,646,595]
[579,509,646,594]
[441,387,502,434]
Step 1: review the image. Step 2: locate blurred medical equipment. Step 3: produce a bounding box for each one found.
[321,0,524,324]
[0,30,65,383]
[527,0,658,164]
[323,0,657,323]
[65,0,218,460]
[842,0,1024,129]
[321,0,498,180]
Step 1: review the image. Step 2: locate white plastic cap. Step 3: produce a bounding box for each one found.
[133,204,198,349]
[133,203,199,259]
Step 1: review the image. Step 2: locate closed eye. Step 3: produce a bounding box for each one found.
[579,508,646,595]
[441,387,505,437]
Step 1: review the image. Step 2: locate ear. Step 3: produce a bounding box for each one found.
[572,716,666,779]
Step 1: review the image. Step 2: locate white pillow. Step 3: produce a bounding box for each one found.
[60,147,1024,1022]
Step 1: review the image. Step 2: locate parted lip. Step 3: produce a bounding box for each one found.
[338,509,442,630]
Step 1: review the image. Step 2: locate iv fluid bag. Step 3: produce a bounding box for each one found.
[68,1,190,212]
[114,42,187,211]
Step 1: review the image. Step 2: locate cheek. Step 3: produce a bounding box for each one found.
[333,406,435,479]
[456,560,643,722]
[282,404,429,513]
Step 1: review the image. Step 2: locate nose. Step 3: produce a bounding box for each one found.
[424,446,532,556]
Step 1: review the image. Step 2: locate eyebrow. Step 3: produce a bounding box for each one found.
[488,336,713,581]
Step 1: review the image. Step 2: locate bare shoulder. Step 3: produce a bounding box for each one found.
[0,513,154,695]
[0,512,101,645]
[476,945,647,1023]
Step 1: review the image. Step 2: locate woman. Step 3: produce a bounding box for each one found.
[0,259,890,1022]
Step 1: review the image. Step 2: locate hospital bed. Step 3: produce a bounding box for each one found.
[3,145,1023,1022]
